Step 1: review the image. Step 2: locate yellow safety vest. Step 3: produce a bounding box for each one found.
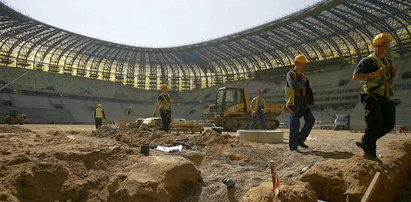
[95,107,103,118]
[363,53,394,97]
[285,71,306,106]
[160,94,172,110]
[251,97,265,112]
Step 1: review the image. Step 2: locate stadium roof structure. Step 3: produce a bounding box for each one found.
[0,0,410,91]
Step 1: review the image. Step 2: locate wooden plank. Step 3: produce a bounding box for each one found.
[361,172,381,202]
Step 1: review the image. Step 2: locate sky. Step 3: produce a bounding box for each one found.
[3,0,320,48]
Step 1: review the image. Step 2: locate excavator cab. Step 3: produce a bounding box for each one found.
[215,87,248,115]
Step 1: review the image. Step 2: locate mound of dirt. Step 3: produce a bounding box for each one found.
[91,125,118,138]
[102,155,202,202]
[191,129,240,148]
[242,181,317,202]
[0,126,33,133]
[114,129,179,146]
[299,140,411,201]
[92,127,240,150]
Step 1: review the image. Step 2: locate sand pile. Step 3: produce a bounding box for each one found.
[0,126,33,133]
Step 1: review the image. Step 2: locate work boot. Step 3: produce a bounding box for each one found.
[363,152,382,163]
[355,141,366,152]
[290,148,299,152]
[298,142,309,149]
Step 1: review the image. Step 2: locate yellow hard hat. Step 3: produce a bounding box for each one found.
[372,33,392,44]
[161,84,168,89]
[294,55,308,64]
[97,104,102,108]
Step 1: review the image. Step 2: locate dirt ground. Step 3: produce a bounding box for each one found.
[1,124,410,201]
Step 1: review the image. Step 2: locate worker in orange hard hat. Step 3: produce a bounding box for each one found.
[153,84,172,132]
[285,55,315,151]
[352,33,397,162]
[94,104,106,129]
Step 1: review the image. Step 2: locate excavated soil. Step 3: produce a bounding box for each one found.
[1,124,411,201]
[0,125,34,133]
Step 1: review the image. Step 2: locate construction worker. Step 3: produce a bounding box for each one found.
[94,104,106,129]
[127,105,133,115]
[352,33,397,161]
[250,90,266,129]
[285,55,315,151]
[153,84,172,132]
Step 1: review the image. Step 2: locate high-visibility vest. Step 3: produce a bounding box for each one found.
[285,70,306,106]
[160,93,172,110]
[363,53,394,97]
[251,97,265,112]
[95,107,103,118]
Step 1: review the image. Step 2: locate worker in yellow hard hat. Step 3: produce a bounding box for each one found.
[352,33,397,161]
[153,84,172,132]
[94,104,106,129]
[284,54,315,151]
[127,105,133,115]
[249,90,266,129]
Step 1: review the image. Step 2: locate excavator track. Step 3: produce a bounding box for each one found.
[222,115,279,132]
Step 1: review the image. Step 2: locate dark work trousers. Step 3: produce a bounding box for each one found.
[361,94,396,154]
[95,118,102,129]
[289,105,315,150]
[249,106,266,129]
[160,110,172,132]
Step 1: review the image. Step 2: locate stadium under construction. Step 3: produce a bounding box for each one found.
[1,0,411,201]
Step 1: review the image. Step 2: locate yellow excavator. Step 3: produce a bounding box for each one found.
[0,110,29,125]
[212,87,284,131]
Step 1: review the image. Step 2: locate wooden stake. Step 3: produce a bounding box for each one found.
[270,160,279,197]
[361,172,381,202]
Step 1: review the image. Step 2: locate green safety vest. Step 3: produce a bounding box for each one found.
[284,71,306,106]
[95,107,103,118]
[160,94,172,110]
[251,97,265,112]
[363,53,394,97]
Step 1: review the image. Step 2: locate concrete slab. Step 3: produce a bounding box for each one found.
[237,130,284,143]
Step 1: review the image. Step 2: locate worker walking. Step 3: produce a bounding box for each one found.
[127,105,133,115]
[153,84,172,132]
[352,33,397,161]
[250,90,266,129]
[94,104,106,129]
[285,55,315,151]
